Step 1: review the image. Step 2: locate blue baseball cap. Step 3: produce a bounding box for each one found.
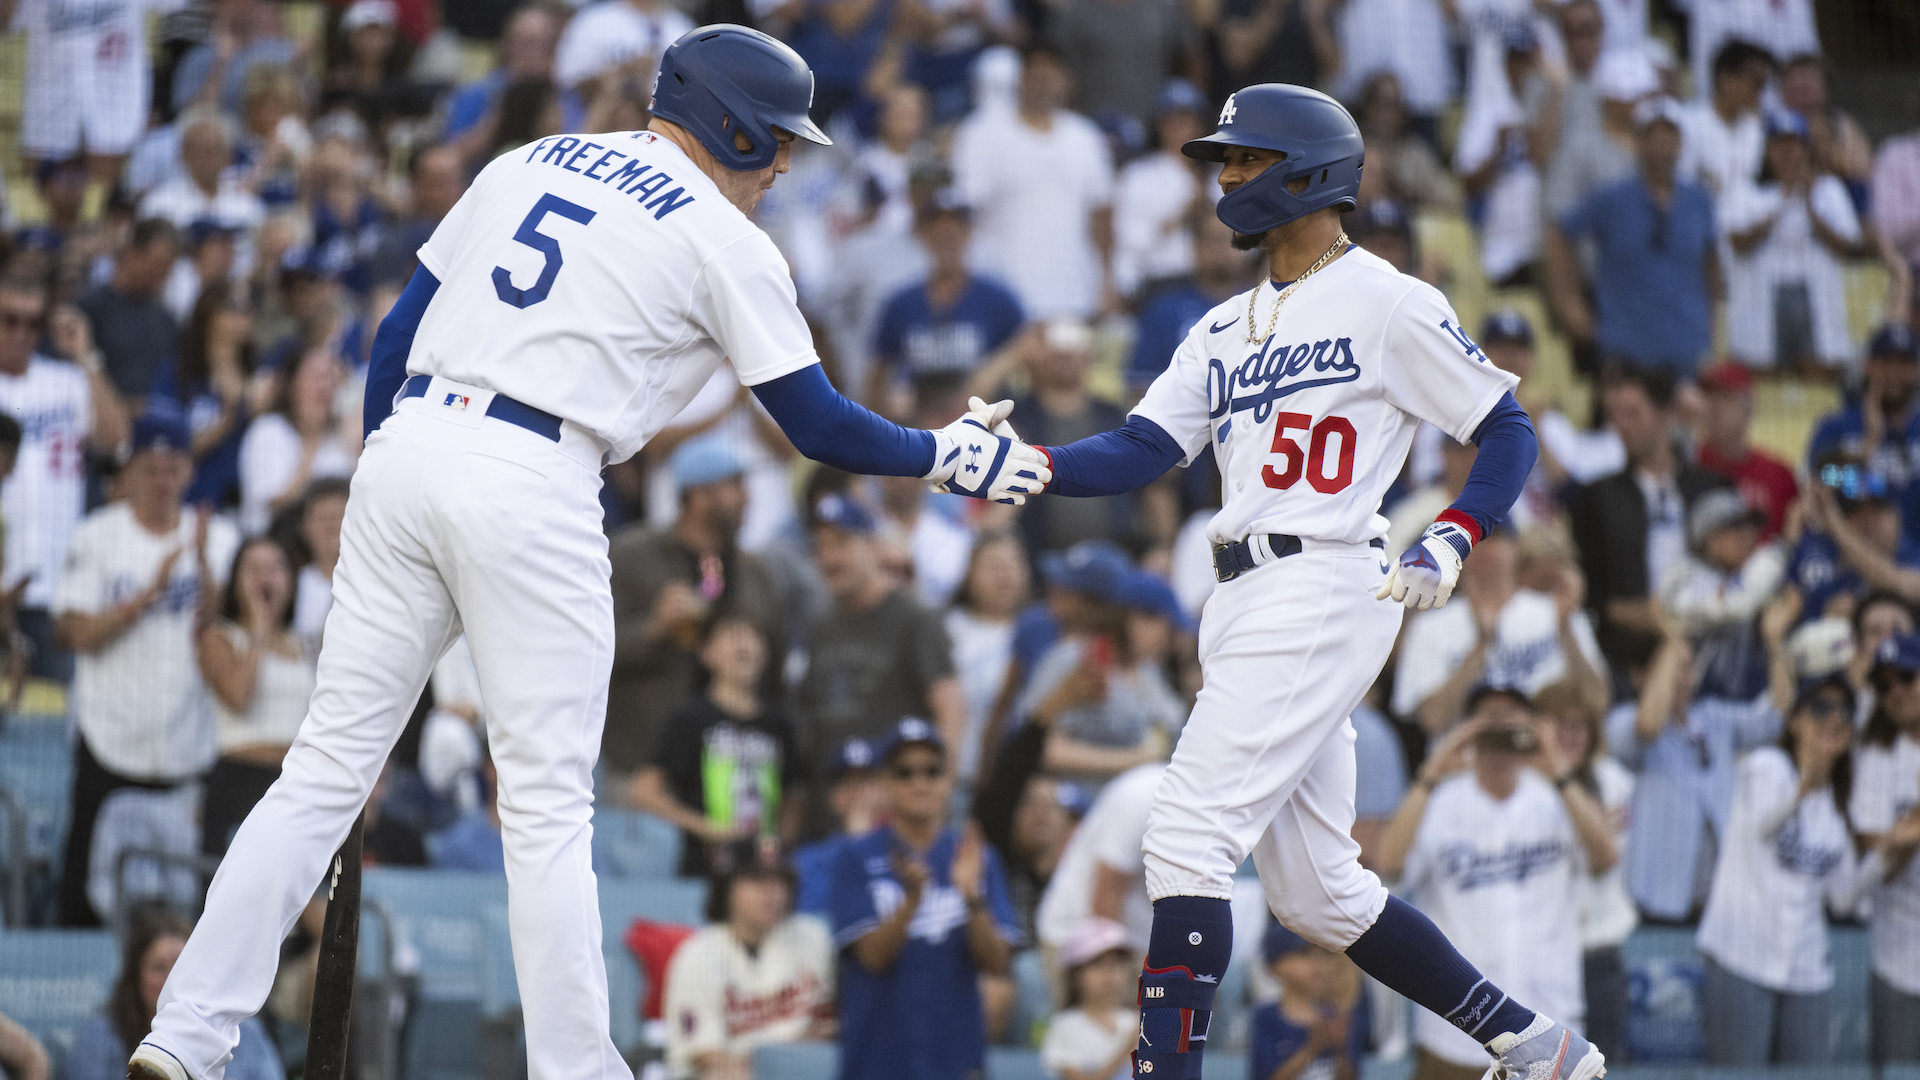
[1869,323,1919,361]
[1764,108,1810,140]
[1116,570,1197,634]
[1480,309,1533,347]
[1156,79,1208,117]
[1875,633,1920,675]
[812,492,877,536]
[669,439,744,489]
[1039,540,1132,602]
[1262,921,1312,964]
[881,716,945,762]
[831,737,878,778]
[129,412,191,456]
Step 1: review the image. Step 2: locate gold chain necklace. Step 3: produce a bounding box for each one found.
[1245,232,1351,344]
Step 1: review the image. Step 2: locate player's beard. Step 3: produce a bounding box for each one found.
[1230,229,1269,251]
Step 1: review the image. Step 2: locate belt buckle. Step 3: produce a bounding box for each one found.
[1212,541,1249,583]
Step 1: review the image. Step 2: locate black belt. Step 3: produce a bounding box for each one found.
[401,375,563,442]
[1212,534,1386,583]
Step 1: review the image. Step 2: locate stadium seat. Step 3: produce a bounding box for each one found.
[0,928,119,1062]
[1005,947,1054,1048]
[591,808,684,880]
[361,867,508,1080]
[751,1040,837,1080]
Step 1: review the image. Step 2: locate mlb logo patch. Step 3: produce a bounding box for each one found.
[442,393,471,412]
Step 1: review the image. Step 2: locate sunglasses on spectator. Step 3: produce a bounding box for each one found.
[889,763,945,781]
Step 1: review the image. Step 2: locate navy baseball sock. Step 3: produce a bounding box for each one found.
[1344,895,1536,1046]
[1134,896,1233,1080]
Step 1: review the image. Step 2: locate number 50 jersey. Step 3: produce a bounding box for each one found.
[407,130,822,464]
[1131,245,1520,547]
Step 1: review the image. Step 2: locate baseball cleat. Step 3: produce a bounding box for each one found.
[1482,1015,1606,1080]
[128,1043,191,1080]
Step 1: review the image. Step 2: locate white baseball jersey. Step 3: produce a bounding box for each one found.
[1037,763,1165,954]
[1849,733,1920,994]
[661,915,835,1078]
[12,0,183,158]
[1131,246,1518,547]
[1402,770,1583,1067]
[0,356,91,609]
[54,502,239,780]
[408,131,821,464]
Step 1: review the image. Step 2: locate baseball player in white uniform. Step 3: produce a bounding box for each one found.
[130,25,1048,1080]
[1009,84,1606,1080]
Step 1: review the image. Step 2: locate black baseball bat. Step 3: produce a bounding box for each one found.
[305,816,365,1080]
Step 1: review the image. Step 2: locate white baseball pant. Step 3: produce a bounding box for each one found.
[1143,540,1403,950]
[149,381,630,1080]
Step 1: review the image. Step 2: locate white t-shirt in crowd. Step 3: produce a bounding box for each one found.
[1402,770,1583,1067]
[1391,589,1607,718]
[293,563,332,643]
[1696,746,1860,993]
[661,915,834,1079]
[943,607,1015,785]
[1579,756,1639,950]
[55,502,240,780]
[891,503,973,611]
[1039,1007,1134,1080]
[209,622,316,754]
[139,176,267,233]
[951,108,1114,320]
[1719,176,1863,369]
[1112,152,1204,296]
[1688,0,1818,111]
[1678,102,1763,203]
[1037,763,1166,954]
[0,355,91,608]
[1335,0,1454,116]
[1849,732,1920,995]
[554,0,693,89]
[237,413,356,535]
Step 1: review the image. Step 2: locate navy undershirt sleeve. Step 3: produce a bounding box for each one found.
[751,364,937,477]
[1448,392,1538,539]
[362,266,439,441]
[1040,415,1186,497]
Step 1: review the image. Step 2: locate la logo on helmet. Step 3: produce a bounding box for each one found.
[1219,95,1237,125]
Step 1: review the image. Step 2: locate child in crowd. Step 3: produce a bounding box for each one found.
[1040,918,1136,1080]
[1249,922,1367,1080]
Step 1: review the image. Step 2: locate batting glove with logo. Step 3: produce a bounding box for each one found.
[926,397,1052,505]
[1377,519,1474,609]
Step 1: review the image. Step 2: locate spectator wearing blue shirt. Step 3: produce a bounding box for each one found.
[1128,213,1254,396]
[431,749,506,873]
[1547,97,1719,379]
[830,718,1019,1080]
[1791,455,1920,619]
[64,908,283,1080]
[1807,325,1920,540]
[866,193,1026,423]
[794,738,884,916]
[1247,923,1368,1080]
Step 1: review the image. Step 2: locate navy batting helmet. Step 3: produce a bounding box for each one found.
[1182,84,1363,235]
[650,24,832,172]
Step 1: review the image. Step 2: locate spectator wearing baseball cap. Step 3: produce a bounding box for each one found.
[1807,324,1920,542]
[1695,363,1799,539]
[1038,917,1136,1080]
[54,411,241,925]
[981,539,1134,755]
[604,440,783,778]
[1660,487,1785,699]
[1548,92,1718,378]
[1247,920,1367,1080]
[1855,632,1920,1064]
[792,737,885,916]
[796,494,964,765]
[1720,108,1868,374]
[828,717,1019,1080]
[1792,454,1920,629]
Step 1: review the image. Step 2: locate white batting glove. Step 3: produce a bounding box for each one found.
[1376,520,1474,610]
[930,397,1020,494]
[925,398,1052,505]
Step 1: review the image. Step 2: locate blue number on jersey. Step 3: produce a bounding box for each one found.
[492,193,597,309]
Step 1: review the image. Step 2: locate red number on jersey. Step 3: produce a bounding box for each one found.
[1261,413,1356,494]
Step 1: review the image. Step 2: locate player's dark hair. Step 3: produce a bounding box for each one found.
[0,413,22,452]
[109,905,195,1055]
[220,535,300,630]
[1711,39,1773,84]
[179,278,258,395]
[128,217,181,254]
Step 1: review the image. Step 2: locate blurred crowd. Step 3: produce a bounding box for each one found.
[2,0,1920,1078]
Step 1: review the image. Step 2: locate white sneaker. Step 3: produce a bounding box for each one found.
[1482,1014,1607,1080]
[127,1043,191,1080]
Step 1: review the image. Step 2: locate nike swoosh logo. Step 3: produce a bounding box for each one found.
[1208,318,1239,334]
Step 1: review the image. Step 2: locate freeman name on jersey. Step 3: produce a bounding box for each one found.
[521,134,698,220]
